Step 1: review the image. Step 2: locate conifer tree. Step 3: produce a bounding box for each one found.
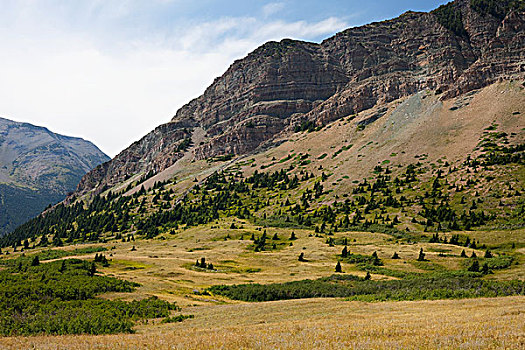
[468,259,480,272]
[371,251,381,265]
[59,260,66,273]
[392,252,400,259]
[31,256,40,266]
[417,248,426,261]
[341,246,348,258]
[88,262,97,276]
[335,261,342,273]
[460,250,467,258]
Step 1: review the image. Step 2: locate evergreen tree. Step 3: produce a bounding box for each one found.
[417,248,426,261]
[481,262,490,274]
[290,232,297,240]
[335,261,342,273]
[460,250,467,258]
[372,251,381,265]
[88,262,97,277]
[364,271,371,280]
[484,250,493,259]
[298,253,306,262]
[59,260,66,273]
[392,252,400,259]
[31,256,40,266]
[341,246,348,258]
[468,259,480,272]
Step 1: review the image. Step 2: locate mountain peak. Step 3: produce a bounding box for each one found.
[73,0,524,198]
[0,116,110,235]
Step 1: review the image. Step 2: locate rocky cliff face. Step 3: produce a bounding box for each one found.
[74,0,525,197]
[0,117,109,235]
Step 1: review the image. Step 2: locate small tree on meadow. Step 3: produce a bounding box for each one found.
[417,248,425,261]
[371,251,381,265]
[392,252,400,259]
[468,259,480,272]
[88,262,97,277]
[335,261,342,273]
[341,246,348,258]
[59,260,66,273]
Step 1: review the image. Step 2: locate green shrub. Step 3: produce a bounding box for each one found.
[0,259,179,336]
[208,272,524,302]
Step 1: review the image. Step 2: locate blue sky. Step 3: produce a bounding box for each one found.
[0,0,449,156]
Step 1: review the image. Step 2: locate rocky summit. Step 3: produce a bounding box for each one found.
[74,0,524,198]
[0,117,109,235]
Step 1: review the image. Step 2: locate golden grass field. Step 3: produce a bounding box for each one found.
[1,296,523,349]
[26,223,524,306]
[1,222,523,349]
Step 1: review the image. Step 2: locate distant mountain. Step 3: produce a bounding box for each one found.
[0,117,110,235]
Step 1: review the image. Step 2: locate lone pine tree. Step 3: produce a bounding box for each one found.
[417,248,426,261]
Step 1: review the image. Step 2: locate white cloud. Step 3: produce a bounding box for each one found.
[262,2,286,17]
[0,3,348,157]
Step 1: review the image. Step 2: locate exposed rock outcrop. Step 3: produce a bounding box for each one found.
[73,0,525,197]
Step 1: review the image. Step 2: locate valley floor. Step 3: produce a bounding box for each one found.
[1,296,523,349]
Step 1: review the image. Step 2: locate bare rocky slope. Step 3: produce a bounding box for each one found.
[0,117,109,235]
[74,0,525,198]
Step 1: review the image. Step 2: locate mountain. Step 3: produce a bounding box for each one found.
[0,117,110,235]
[72,0,524,199]
[0,0,523,343]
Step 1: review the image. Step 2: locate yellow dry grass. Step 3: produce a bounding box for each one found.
[1,296,523,349]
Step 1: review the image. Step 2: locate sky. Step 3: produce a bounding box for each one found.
[0,0,450,157]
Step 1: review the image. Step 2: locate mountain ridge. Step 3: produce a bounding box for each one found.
[72,0,525,200]
[0,116,110,235]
